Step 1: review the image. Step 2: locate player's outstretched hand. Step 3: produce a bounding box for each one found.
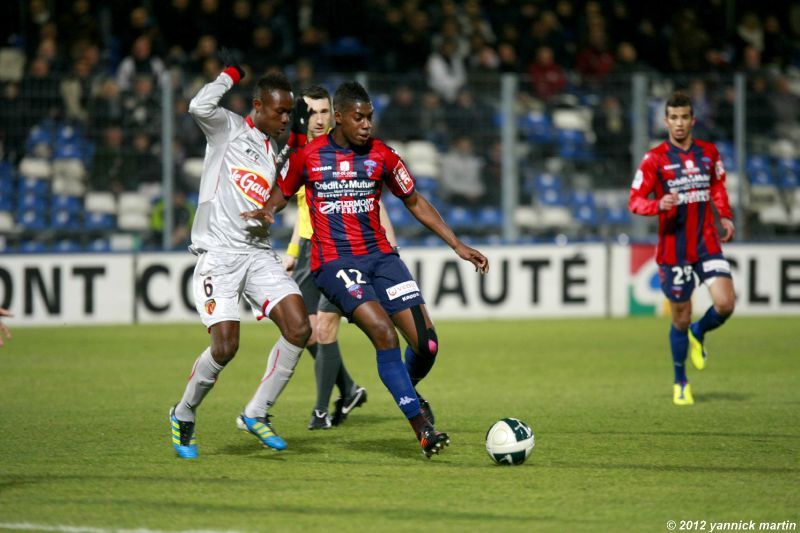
[240,208,275,224]
[455,243,489,274]
[720,217,735,242]
[0,308,12,347]
[282,254,296,272]
[219,46,245,81]
[288,97,310,149]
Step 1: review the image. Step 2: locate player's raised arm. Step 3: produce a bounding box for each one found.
[188,48,246,142]
[402,191,489,274]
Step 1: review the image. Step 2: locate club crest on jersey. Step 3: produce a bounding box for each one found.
[364,159,377,177]
[230,167,269,207]
[393,161,414,193]
[205,299,216,315]
[347,284,364,300]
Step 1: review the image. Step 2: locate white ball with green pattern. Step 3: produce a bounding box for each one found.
[485,418,535,465]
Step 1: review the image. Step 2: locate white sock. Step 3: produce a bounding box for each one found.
[175,347,223,422]
[244,336,303,418]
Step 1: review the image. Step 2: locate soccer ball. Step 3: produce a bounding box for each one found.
[485,418,535,465]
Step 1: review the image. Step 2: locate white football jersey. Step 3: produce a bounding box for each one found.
[188,72,284,252]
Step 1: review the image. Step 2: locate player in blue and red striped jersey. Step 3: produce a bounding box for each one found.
[629,90,736,406]
[243,81,489,457]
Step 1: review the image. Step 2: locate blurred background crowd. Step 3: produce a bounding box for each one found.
[1,0,800,252]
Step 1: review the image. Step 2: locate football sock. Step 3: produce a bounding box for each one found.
[244,336,303,419]
[314,342,342,412]
[691,306,728,343]
[306,343,318,359]
[670,325,688,384]
[175,347,223,422]
[377,347,420,419]
[404,345,436,387]
[336,359,356,398]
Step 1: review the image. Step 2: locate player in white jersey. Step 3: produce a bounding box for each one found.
[169,57,311,459]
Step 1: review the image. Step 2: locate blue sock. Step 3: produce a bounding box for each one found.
[670,325,688,384]
[691,306,728,342]
[404,345,436,387]
[377,348,420,419]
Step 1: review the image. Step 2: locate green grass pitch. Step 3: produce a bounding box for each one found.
[1,317,798,532]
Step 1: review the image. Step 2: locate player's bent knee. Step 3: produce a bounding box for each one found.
[717,298,735,318]
[212,338,239,363]
[316,314,340,343]
[285,318,312,347]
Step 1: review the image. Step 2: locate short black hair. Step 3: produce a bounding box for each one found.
[333,81,371,113]
[254,71,292,99]
[665,90,693,116]
[302,84,330,101]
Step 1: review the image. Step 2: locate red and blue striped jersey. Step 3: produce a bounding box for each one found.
[279,134,415,270]
[629,139,733,266]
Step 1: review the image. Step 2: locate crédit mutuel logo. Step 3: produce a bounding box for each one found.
[230,167,269,206]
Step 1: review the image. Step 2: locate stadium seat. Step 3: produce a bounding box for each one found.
[0,47,25,82]
[17,177,49,196]
[84,192,117,214]
[477,206,502,229]
[519,111,553,144]
[552,107,592,132]
[25,126,53,158]
[53,143,84,160]
[405,140,439,179]
[603,205,632,226]
[0,211,15,232]
[445,206,476,229]
[748,169,780,209]
[51,176,86,196]
[117,212,150,232]
[182,158,205,186]
[537,186,567,207]
[138,181,163,201]
[715,140,737,171]
[572,204,600,226]
[746,154,770,176]
[88,238,111,252]
[757,203,789,226]
[85,212,116,231]
[19,240,49,253]
[513,206,539,230]
[16,210,48,231]
[18,157,52,180]
[118,192,152,215]
[557,129,594,161]
[54,239,83,253]
[537,205,573,228]
[51,210,82,230]
[53,195,83,214]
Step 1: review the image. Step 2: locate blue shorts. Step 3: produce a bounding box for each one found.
[313,252,424,319]
[658,253,732,302]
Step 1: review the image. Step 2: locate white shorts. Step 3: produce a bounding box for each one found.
[193,249,302,328]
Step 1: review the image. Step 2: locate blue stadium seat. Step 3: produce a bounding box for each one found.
[570,189,596,207]
[749,168,776,186]
[537,186,567,207]
[534,173,563,192]
[0,195,13,211]
[25,124,53,156]
[715,141,737,171]
[19,192,43,210]
[53,142,84,160]
[85,212,116,230]
[51,210,82,230]
[54,239,82,253]
[16,210,47,231]
[603,205,632,226]
[17,177,49,195]
[573,204,600,225]
[557,129,593,161]
[779,169,799,190]
[519,111,553,144]
[445,206,476,229]
[53,195,83,214]
[746,154,770,176]
[88,238,111,252]
[19,240,49,253]
[476,206,502,228]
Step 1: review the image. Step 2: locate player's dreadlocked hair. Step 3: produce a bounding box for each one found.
[302,84,330,101]
[333,81,371,113]
[254,71,292,98]
[665,90,694,116]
